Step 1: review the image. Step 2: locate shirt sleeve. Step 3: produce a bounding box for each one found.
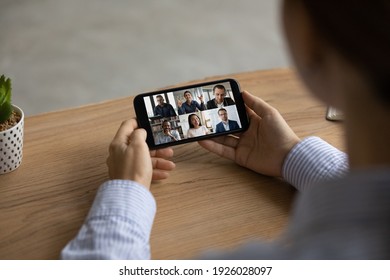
[198,101,206,111]
[282,136,349,192]
[178,106,185,115]
[60,180,156,259]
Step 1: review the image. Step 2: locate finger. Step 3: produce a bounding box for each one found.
[208,134,240,148]
[151,158,176,181]
[151,157,176,171]
[150,147,174,159]
[242,90,274,118]
[152,169,171,181]
[112,119,138,145]
[198,133,240,147]
[129,128,147,144]
[244,103,259,120]
[198,139,236,161]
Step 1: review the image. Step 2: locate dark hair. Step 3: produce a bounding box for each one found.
[161,120,170,128]
[183,90,192,97]
[300,1,390,104]
[188,114,202,128]
[218,108,227,115]
[213,84,226,93]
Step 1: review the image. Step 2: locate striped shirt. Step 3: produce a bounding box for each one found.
[61,180,156,259]
[283,136,348,191]
[61,136,349,259]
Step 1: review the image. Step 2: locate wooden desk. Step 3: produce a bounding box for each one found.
[0,68,344,259]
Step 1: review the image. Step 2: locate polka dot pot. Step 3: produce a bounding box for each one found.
[0,105,24,174]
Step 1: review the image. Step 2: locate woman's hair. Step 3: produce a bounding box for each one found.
[300,1,390,104]
[188,114,201,128]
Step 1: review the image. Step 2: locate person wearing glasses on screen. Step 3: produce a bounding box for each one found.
[215,108,240,133]
[206,84,236,109]
[153,95,177,118]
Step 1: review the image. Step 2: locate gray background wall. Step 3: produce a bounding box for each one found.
[0,0,290,116]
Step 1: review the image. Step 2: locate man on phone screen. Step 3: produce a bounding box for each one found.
[155,120,181,144]
[178,91,206,115]
[207,84,236,109]
[215,108,240,133]
[154,95,177,117]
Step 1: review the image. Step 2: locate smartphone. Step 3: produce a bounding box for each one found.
[134,78,249,149]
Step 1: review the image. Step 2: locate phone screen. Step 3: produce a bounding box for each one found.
[134,78,249,149]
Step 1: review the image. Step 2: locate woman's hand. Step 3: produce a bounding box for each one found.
[107,119,175,189]
[199,91,300,177]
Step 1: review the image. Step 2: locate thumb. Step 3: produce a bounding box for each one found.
[242,90,275,118]
[129,128,148,145]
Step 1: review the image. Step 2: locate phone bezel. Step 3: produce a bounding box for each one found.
[133,78,249,149]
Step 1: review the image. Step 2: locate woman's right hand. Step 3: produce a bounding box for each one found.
[199,90,300,177]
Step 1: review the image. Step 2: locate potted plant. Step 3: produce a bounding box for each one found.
[0,75,24,174]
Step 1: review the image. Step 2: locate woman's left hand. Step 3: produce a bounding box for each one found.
[107,119,176,189]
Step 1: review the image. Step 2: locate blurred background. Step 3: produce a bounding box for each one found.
[0,0,290,116]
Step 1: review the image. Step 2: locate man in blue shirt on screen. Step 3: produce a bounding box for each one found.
[178,90,206,115]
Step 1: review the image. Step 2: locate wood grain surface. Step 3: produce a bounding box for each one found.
[0,68,344,259]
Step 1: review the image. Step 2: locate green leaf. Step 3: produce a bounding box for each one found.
[0,74,13,123]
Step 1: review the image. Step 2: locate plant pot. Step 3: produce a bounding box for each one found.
[0,105,24,174]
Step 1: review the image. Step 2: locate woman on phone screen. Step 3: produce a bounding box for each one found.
[187,114,209,138]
